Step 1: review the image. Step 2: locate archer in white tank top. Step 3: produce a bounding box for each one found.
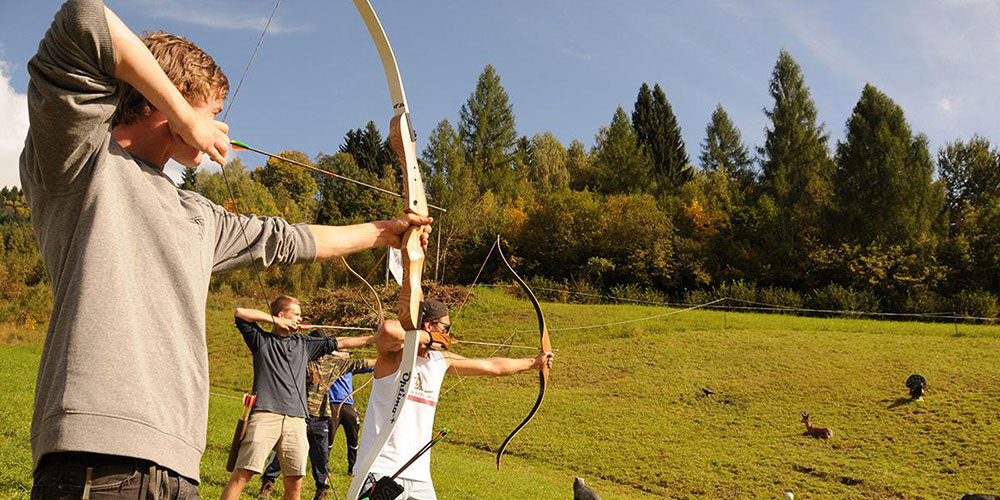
[353,300,554,498]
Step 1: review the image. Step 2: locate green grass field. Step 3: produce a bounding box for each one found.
[1,288,998,499]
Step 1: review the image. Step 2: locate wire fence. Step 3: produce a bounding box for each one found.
[476,283,1000,325]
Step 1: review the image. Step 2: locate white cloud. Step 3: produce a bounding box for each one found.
[767,1,872,84]
[937,98,953,113]
[121,0,305,33]
[0,60,29,189]
[560,46,593,61]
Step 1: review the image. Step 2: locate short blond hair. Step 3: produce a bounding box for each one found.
[270,295,301,317]
[114,31,229,126]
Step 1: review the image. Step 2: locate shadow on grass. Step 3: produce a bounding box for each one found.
[886,397,914,409]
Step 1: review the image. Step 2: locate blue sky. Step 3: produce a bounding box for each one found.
[2,0,999,187]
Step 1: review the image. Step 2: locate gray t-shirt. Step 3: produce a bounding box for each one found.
[235,318,337,418]
[20,0,316,482]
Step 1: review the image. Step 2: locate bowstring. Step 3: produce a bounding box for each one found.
[435,237,520,454]
[217,0,283,319]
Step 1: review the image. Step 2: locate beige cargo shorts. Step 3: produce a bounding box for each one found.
[235,411,308,476]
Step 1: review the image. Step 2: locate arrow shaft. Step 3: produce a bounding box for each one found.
[233,142,446,212]
[301,324,375,331]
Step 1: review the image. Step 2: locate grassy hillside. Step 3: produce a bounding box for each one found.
[1,288,998,499]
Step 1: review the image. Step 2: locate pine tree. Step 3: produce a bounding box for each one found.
[340,121,394,178]
[834,84,943,246]
[458,65,518,194]
[700,104,753,187]
[422,119,474,207]
[179,166,198,191]
[759,50,834,244]
[593,107,653,194]
[633,83,691,191]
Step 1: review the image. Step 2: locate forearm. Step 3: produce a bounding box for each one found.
[105,7,194,129]
[234,307,273,323]
[335,335,374,350]
[487,358,535,376]
[451,357,536,377]
[308,222,393,262]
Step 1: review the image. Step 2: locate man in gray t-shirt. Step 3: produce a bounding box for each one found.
[22,1,431,497]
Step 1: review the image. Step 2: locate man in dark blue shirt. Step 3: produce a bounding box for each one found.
[222,296,373,500]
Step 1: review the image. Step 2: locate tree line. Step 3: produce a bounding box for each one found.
[3,49,1000,324]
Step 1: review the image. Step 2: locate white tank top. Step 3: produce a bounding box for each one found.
[357,350,448,482]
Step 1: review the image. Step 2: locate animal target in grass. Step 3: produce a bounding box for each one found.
[906,374,927,401]
[573,477,603,500]
[800,411,833,439]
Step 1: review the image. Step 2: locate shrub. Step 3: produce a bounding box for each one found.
[899,289,948,315]
[715,280,758,304]
[951,290,999,320]
[682,289,715,306]
[608,284,669,306]
[757,286,804,309]
[807,284,880,314]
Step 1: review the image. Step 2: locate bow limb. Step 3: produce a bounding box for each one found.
[494,235,551,470]
[347,2,427,499]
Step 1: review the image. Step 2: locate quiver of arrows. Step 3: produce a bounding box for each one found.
[226,393,257,472]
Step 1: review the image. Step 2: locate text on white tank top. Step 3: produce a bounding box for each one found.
[356,350,447,482]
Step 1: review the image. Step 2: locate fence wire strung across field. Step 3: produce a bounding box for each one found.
[476,283,1000,325]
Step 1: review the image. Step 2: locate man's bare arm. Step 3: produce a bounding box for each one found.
[234,307,297,331]
[374,320,430,355]
[335,335,375,350]
[308,212,432,262]
[371,320,431,378]
[447,351,554,377]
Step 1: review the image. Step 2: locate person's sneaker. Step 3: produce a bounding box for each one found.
[312,487,329,500]
[258,479,275,499]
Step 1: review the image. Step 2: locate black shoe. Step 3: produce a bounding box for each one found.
[259,479,275,499]
[312,487,329,500]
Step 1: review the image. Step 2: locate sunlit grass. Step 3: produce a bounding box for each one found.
[1,288,997,499]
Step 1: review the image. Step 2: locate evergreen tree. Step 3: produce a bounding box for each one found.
[759,51,834,243]
[699,104,753,187]
[938,135,1000,211]
[422,119,474,207]
[592,107,653,194]
[339,121,394,178]
[458,65,518,194]
[632,83,691,191]
[179,166,198,191]
[513,135,533,174]
[834,84,943,247]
